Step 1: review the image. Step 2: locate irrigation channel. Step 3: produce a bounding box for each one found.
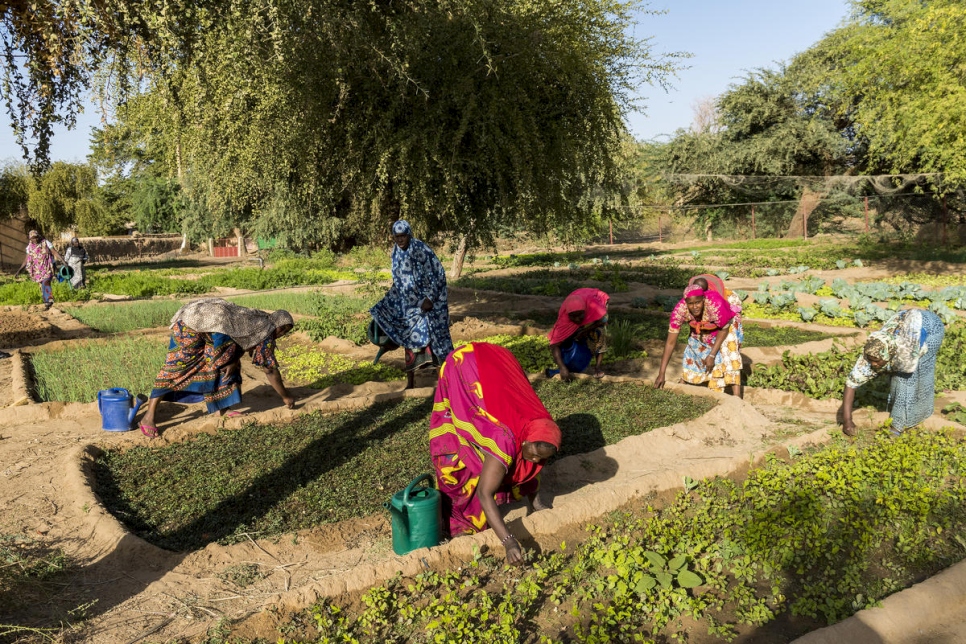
[2,259,966,642]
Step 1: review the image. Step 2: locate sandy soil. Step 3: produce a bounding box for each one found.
[1,260,963,643]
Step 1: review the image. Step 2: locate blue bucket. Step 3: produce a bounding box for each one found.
[97,388,135,432]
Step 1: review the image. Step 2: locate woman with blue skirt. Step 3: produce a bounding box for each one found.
[842,308,945,436]
[546,288,609,380]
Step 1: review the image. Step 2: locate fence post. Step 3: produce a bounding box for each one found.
[864,196,870,233]
[658,213,663,243]
[609,219,613,245]
[943,194,949,246]
[803,207,808,240]
[751,205,756,239]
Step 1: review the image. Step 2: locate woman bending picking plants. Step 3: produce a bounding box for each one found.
[841,308,944,437]
[431,342,561,565]
[138,298,297,438]
[654,285,743,397]
[546,287,609,380]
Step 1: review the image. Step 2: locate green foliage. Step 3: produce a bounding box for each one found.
[492,252,584,269]
[27,162,113,235]
[88,271,209,299]
[92,382,714,551]
[296,294,378,346]
[266,429,966,642]
[0,278,91,305]
[277,347,404,389]
[748,322,966,399]
[64,300,186,333]
[30,338,169,403]
[225,292,327,317]
[813,0,966,180]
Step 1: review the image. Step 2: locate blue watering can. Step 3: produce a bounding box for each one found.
[97,388,147,432]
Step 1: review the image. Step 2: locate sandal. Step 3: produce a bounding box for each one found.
[224,411,244,418]
[140,424,159,439]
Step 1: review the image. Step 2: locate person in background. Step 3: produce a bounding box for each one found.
[654,285,743,397]
[370,220,454,372]
[841,308,945,437]
[14,230,65,310]
[63,237,89,289]
[430,342,561,565]
[139,298,297,438]
[546,288,609,380]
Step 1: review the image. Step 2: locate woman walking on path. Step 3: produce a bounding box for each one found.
[546,287,609,380]
[430,342,561,565]
[841,308,945,437]
[139,298,297,438]
[370,220,454,371]
[14,230,64,310]
[63,237,88,289]
[654,285,743,397]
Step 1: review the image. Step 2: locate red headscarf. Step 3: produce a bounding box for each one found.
[547,288,609,346]
[475,342,561,484]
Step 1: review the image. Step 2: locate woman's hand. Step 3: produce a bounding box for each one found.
[282,395,297,409]
[653,372,666,389]
[421,298,434,312]
[504,536,524,566]
[558,366,572,381]
[842,417,857,436]
[702,354,716,372]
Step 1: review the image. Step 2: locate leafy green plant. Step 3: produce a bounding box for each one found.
[255,428,966,643]
[93,382,715,551]
[296,293,378,345]
[29,337,169,402]
[64,300,186,333]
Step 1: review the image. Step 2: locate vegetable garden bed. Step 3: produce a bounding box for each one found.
[92,381,716,551]
[254,427,966,643]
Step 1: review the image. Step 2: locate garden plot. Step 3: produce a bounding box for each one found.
[0,307,54,348]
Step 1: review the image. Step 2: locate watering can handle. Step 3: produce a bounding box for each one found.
[403,473,436,507]
[96,390,102,415]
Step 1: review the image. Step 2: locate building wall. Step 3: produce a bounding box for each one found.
[0,217,28,269]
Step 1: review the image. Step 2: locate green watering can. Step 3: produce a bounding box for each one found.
[385,474,442,556]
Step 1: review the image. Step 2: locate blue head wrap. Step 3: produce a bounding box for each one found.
[392,220,411,235]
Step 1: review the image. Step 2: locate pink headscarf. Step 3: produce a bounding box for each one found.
[547,288,609,345]
[684,285,705,298]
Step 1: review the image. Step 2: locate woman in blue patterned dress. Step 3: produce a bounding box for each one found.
[841,308,945,436]
[369,220,454,371]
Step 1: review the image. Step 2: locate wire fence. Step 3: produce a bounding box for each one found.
[599,190,963,246]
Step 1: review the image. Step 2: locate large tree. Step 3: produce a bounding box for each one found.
[4,1,678,264]
[805,0,966,182]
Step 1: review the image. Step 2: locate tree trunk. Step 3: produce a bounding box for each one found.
[450,234,469,280]
[787,188,822,238]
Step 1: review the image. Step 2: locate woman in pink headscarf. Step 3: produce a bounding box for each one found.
[655,285,743,397]
[546,288,609,380]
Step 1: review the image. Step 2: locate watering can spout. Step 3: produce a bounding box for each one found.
[128,394,147,425]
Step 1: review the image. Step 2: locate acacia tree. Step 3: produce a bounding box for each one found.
[87,0,678,270]
[804,0,966,182]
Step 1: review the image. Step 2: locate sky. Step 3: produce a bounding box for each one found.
[0,0,852,164]
[629,0,851,141]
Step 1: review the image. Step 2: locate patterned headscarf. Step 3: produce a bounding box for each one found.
[684,286,705,298]
[392,220,412,235]
[170,298,293,350]
[864,331,895,366]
